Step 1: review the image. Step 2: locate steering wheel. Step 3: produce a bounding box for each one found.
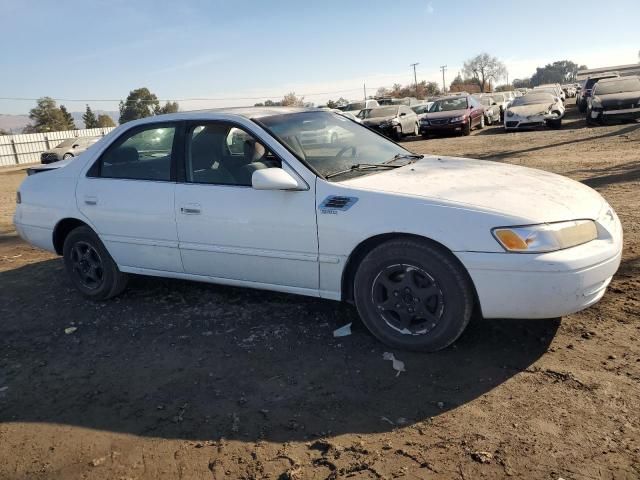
[336,145,357,158]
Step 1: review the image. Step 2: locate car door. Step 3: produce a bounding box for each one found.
[399,106,412,132]
[174,120,319,291]
[76,122,183,273]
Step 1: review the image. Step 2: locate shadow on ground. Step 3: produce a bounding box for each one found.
[0,259,559,442]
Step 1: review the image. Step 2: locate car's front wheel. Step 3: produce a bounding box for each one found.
[353,238,474,352]
[462,118,471,136]
[63,153,73,160]
[63,226,128,300]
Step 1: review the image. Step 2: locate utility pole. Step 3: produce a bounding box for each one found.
[363,82,367,102]
[440,65,447,93]
[410,62,419,96]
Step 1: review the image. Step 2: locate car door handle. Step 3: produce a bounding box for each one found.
[180,204,201,215]
[84,196,98,206]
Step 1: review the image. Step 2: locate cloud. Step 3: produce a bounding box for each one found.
[426,2,434,14]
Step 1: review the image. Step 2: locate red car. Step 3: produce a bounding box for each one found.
[419,94,485,137]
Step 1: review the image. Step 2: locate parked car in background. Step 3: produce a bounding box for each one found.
[411,102,434,121]
[419,94,484,137]
[586,76,640,125]
[534,83,565,103]
[361,105,419,139]
[340,99,380,118]
[485,92,509,122]
[562,84,577,98]
[40,136,101,164]
[474,95,501,125]
[577,72,620,113]
[504,92,565,131]
[14,108,623,352]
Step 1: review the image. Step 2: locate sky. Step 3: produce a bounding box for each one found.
[1,0,638,115]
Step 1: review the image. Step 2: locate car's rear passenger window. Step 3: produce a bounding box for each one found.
[90,125,175,181]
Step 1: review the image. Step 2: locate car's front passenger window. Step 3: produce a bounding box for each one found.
[186,123,281,186]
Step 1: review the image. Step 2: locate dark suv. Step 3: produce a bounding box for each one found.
[577,72,619,113]
[419,94,485,137]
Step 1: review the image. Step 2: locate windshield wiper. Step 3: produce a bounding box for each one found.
[385,153,424,164]
[325,163,404,179]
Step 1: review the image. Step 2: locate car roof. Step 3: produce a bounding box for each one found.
[596,75,639,84]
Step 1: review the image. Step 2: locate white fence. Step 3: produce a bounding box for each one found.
[0,127,116,167]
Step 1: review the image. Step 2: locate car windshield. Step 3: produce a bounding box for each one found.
[477,97,492,106]
[55,138,76,148]
[363,106,398,118]
[258,111,411,180]
[511,93,555,106]
[585,76,617,89]
[533,87,556,96]
[344,102,365,111]
[411,105,430,114]
[428,97,467,112]
[594,78,640,95]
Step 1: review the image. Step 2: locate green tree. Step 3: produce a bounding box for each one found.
[28,97,68,132]
[119,87,160,124]
[97,114,116,127]
[463,53,507,93]
[59,105,76,130]
[512,78,532,89]
[82,104,98,128]
[530,60,585,86]
[0,128,10,135]
[158,101,179,114]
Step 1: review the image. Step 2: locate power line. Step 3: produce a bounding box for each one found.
[0,85,388,104]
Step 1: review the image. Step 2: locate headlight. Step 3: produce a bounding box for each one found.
[506,110,514,117]
[492,220,598,253]
[391,118,400,125]
[450,115,465,123]
[486,108,493,115]
[591,96,602,108]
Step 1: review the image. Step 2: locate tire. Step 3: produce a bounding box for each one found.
[578,99,587,113]
[63,153,73,160]
[63,226,128,300]
[393,126,403,141]
[353,238,475,352]
[547,116,562,129]
[462,119,471,136]
[485,115,493,126]
[478,115,485,129]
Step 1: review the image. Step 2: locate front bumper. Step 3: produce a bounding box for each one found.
[455,209,623,319]
[504,112,559,130]
[593,106,640,121]
[420,120,465,134]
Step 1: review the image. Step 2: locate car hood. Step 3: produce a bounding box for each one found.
[339,155,605,223]
[508,104,553,116]
[424,109,467,120]
[362,115,396,126]
[597,91,640,107]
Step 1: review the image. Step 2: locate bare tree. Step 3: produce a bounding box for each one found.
[463,53,507,93]
[281,92,305,107]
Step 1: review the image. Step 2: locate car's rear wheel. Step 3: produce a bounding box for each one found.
[353,238,474,352]
[478,115,485,129]
[462,119,471,136]
[63,226,128,300]
[63,153,73,160]
[485,115,493,126]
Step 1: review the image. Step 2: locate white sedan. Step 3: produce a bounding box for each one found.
[14,108,623,351]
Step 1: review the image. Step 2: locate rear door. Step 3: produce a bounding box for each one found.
[76,122,183,273]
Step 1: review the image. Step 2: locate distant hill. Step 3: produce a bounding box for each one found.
[0,114,30,134]
[0,111,119,134]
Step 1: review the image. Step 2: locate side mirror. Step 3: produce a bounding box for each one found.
[72,144,79,149]
[399,112,406,117]
[252,168,300,190]
[492,101,498,105]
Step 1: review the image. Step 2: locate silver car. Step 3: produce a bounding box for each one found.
[40,136,101,164]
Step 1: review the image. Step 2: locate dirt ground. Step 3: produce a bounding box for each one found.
[0,104,639,480]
